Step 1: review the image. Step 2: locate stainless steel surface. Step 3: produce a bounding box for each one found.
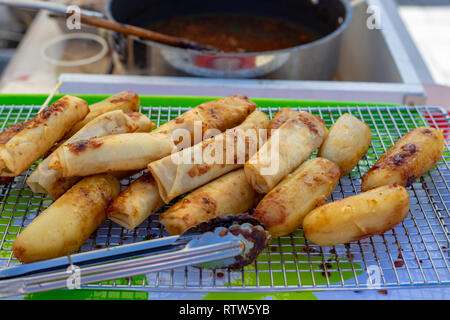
[386,0,435,84]
[0,102,448,292]
[106,0,353,79]
[58,74,427,105]
[0,49,14,76]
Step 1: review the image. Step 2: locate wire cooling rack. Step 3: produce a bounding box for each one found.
[0,102,449,293]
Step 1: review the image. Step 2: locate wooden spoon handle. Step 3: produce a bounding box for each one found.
[79,13,218,52]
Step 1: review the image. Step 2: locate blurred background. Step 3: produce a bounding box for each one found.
[0,0,449,107]
[396,0,450,87]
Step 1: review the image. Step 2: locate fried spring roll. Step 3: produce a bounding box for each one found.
[361,127,444,191]
[0,96,89,177]
[107,172,164,229]
[318,113,372,176]
[49,132,175,177]
[149,110,269,203]
[105,96,257,229]
[244,111,328,194]
[303,184,410,246]
[26,110,139,199]
[43,111,154,159]
[153,94,257,145]
[253,158,340,237]
[159,169,262,235]
[65,90,140,138]
[12,174,120,263]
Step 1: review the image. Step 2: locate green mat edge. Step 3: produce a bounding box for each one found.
[0,94,400,108]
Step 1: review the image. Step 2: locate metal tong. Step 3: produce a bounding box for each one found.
[0,214,270,297]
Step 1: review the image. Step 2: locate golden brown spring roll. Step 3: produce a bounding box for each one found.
[318,113,372,176]
[149,110,270,203]
[12,174,120,263]
[153,94,257,145]
[26,110,139,199]
[50,131,175,177]
[253,158,340,237]
[0,96,89,177]
[361,127,445,191]
[42,112,154,159]
[107,172,164,229]
[159,168,262,235]
[303,184,410,246]
[244,111,328,194]
[64,90,140,138]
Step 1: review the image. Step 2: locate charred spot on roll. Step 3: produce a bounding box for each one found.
[67,138,104,153]
[0,122,28,145]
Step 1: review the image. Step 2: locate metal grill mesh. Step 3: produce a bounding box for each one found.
[0,103,449,292]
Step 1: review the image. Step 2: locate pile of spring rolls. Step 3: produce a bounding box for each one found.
[3,92,444,264]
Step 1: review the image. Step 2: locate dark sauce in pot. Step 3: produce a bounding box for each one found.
[148,14,318,53]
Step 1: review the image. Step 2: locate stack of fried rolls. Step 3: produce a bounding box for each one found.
[5,95,445,263]
[148,110,269,203]
[106,95,258,229]
[109,109,268,230]
[8,92,150,262]
[10,94,261,262]
[156,107,442,248]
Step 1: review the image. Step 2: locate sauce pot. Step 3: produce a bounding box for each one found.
[106,0,353,79]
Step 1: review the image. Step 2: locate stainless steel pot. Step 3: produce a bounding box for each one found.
[0,0,353,79]
[106,0,353,79]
